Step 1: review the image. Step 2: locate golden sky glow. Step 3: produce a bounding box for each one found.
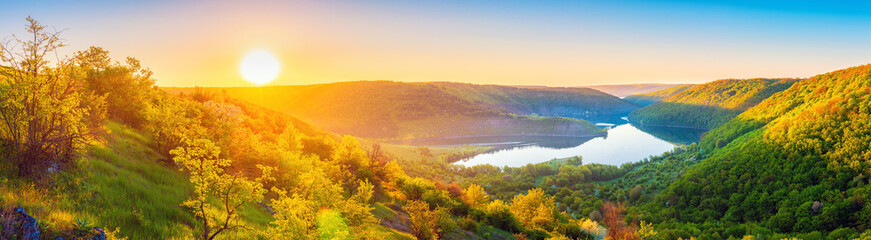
[3,1,871,87]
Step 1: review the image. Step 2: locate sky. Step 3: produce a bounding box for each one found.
[2,0,871,87]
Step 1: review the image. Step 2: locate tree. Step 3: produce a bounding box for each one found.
[266,189,318,239]
[170,138,273,240]
[403,200,455,240]
[601,201,637,240]
[463,184,490,208]
[75,46,154,127]
[145,92,204,157]
[0,17,104,179]
[510,188,557,231]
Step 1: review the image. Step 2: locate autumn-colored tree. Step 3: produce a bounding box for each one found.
[0,17,104,179]
[266,188,318,239]
[170,138,273,240]
[601,201,637,240]
[463,184,490,208]
[636,221,659,240]
[403,200,455,240]
[510,188,557,231]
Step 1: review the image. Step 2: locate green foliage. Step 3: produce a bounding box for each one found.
[170,138,273,240]
[629,78,797,129]
[75,46,154,127]
[649,65,871,238]
[0,17,105,179]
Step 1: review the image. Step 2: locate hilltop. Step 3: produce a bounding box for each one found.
[168,81,638,139]
[586,83,689,97]
[628,78,797,129]
[623,84,695,106]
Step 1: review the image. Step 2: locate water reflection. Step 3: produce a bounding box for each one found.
[400,119,706,167]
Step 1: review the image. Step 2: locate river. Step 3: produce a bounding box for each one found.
[399,119,706,167]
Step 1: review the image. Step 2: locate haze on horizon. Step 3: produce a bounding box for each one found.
[3,0,871,87]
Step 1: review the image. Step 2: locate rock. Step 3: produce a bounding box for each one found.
[14,206,40,240]
[90,227,107,240]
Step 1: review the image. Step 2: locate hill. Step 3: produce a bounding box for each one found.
[586,84,689,97]
[648,64,871,238]
[628,78,797,130]
[623,84,695,106]
[168,81,637,139]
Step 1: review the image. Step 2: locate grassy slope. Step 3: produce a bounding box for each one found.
[1,122,202,239]
[624,85,695,106]
[165,81,614,139]
[1,122,415,239]
[628,78,797,130]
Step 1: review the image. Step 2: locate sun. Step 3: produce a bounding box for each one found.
[239,49,280,85]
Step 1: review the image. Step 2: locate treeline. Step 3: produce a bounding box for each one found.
[628,78,797,130]
[624,84,694,107]
[170,81,627,139]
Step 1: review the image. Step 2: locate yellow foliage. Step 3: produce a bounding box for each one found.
[403,200,451,240]
[170,138,272,240]
[576,218,607,237]
[510,188,556,230]
[637,221,658,240]
[462,184,489,208]
[266,189,318,240]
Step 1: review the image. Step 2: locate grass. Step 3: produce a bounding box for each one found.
[371,203,416,240]
[1,121,426,239]
[79,122,197,239]
[0,122,276,239]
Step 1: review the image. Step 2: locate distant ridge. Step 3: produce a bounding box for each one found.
[586,83,690,97]
[624,84,696,106]
[165,81,639,139]
[628,78,798,130]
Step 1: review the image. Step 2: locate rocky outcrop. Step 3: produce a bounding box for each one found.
[1,206,108,240]
[0,206,41,240]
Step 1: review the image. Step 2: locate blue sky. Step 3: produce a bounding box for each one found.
[2,0,870,87]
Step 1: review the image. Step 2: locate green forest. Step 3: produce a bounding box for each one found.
[628,79,798,130]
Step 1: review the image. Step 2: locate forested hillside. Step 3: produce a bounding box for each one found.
[623,85,695,106]
[169,81,635,139]
[433,82,638,120]
[641,64,871,239]
[628,78,797,129]
[586,84,689,98]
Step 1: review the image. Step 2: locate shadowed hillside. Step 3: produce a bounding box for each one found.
[168,81,637,139]
[628,78,797,129]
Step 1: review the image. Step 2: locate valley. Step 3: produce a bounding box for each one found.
[3,8,871,240]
